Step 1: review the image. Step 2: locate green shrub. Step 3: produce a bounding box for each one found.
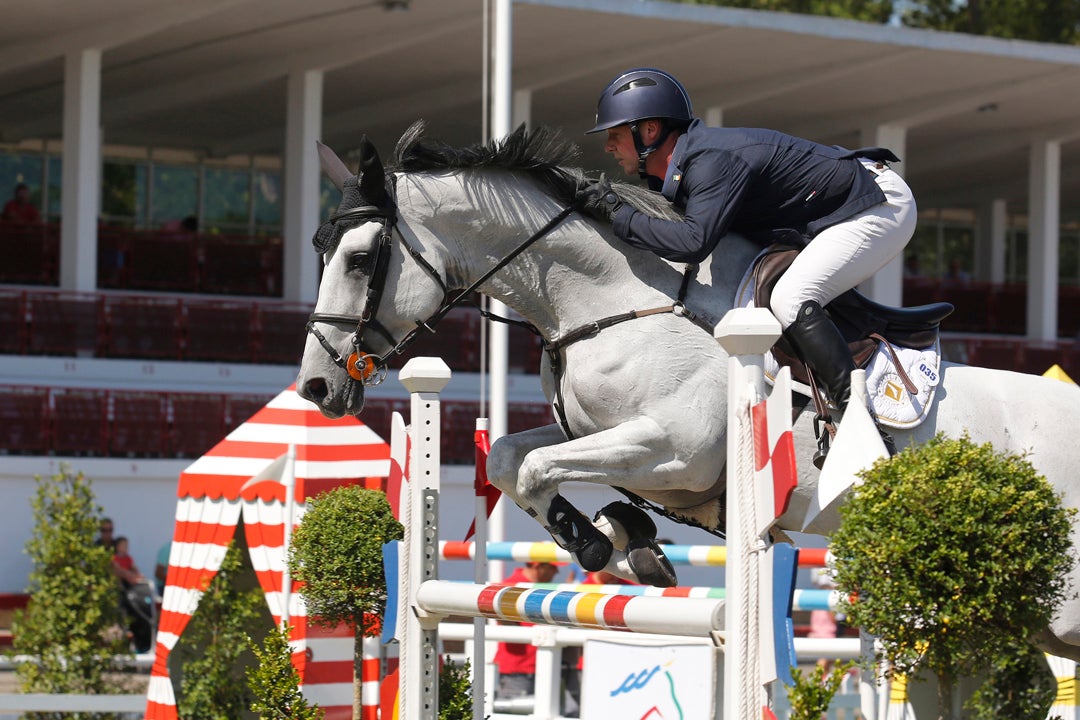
[830,433,1074,718]
[288,485,403,719]
[174,541,268,719]
[785,661,856,720]
[12,467,132,713]
[247,623,324,720]
[438,657,473,720]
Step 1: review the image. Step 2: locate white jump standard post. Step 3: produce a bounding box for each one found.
[715,307,783,720]
[398,357,452,720]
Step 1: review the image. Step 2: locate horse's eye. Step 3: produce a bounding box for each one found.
[347,252,371,272]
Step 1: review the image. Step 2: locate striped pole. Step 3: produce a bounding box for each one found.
[484,583,841,611]
[439,540,834,568]
[416,580,724,637]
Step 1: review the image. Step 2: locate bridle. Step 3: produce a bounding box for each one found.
[305,192,575,386]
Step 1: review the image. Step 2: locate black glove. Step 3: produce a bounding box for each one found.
[574,174,622,223]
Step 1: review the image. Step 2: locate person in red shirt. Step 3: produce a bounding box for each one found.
[1,183,41,225]
[493,561,562,700]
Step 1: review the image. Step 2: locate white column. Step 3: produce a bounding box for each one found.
[512,88,532,132]
[282,69,324,305]
[60,48,102,292]
[1027,138,1060,341]
[488,0,513,584]
[705,106,724,128]
[858,124,906,307]
[976,198,1008,284]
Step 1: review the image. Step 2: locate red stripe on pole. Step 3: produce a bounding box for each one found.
[601,594,633,629]
[442,541,473,560]
[752,400,770,472]
[478,585,501,616]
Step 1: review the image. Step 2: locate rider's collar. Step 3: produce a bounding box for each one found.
[660,132,689,202]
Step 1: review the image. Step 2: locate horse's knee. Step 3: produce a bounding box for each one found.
[516,450,558,505]
[486,437,521,493]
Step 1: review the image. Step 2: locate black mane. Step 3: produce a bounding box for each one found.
[390,120,678,220]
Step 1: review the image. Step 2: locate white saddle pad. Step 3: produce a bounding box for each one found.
[737,253,939,430]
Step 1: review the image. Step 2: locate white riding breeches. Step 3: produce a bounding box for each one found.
[769,161,917,327]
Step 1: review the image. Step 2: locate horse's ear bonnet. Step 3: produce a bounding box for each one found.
[312,135,396,254]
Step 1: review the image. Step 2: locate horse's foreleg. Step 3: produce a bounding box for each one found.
[488,424,618,573]
[492,418,694,586]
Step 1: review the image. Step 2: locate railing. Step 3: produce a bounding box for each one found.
[0,385,553,464]
[0,285,1076,377]
[0,288,545,371]
[0,223,285,297]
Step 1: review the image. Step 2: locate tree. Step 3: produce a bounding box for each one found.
[174,541,268,720]
[900,0,1080,44]
[12,467,132,715]
[674,0,896,23]
[829,434,1074,719]
[288,485,404,720]
[246,624,324,720]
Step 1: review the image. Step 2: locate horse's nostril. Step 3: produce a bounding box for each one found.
[302,377,329,402]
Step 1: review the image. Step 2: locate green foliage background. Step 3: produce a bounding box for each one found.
[247,624,324,720]
[830,434,1074,717]
[12,467,132,710]
[674,0,1080,43]
[174,541,269,720]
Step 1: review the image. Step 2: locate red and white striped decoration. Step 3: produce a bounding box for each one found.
[145,384,391,720]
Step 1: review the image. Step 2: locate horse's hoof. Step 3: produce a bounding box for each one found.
[627,538,678,588]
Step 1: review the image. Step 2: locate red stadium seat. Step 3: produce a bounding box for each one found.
[256,305,311,366]
[225,393,275,431]
[103,296,182,360]
[183,300,258,363]
[125,233,198,291]
[26,292,102,356]
[51,389,107,456]
[966,340,1022,371]
[201,237,270,296]
[169,394,227,457]
[0,386,49,455]
[0,291,27,355]
[109,391,167,457]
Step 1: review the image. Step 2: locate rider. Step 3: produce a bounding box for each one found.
[576,67,916,461]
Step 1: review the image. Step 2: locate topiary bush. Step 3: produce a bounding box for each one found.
[829,433,1074,719]
[288,485,403,719]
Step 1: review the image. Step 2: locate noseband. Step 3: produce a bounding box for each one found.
[306,197,576,386]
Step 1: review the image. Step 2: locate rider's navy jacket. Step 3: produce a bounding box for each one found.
[610,119,898,264]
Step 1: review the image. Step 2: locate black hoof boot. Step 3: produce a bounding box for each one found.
[545,495,612,572]
[627,538,678,588]
[595,502,678,587]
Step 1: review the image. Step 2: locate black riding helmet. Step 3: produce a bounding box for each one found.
[586,68,694,179]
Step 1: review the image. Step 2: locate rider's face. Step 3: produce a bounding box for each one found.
[604,125,639,176]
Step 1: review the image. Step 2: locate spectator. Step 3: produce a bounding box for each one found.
[154,541,172,598]
[944,257,971,285]
[111,536,145,587]
[494,561,563,700]
[112,535,154,653]
[95,517,116,551]
[1,183,41,225]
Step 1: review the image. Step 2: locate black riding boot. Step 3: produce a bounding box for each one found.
[783,300,894,466]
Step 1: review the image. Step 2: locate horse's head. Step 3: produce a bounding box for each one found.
[297,136,449,418]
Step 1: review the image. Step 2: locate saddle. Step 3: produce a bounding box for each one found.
[750,244,954,389]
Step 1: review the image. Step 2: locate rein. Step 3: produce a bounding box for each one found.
[307,200,576,385]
